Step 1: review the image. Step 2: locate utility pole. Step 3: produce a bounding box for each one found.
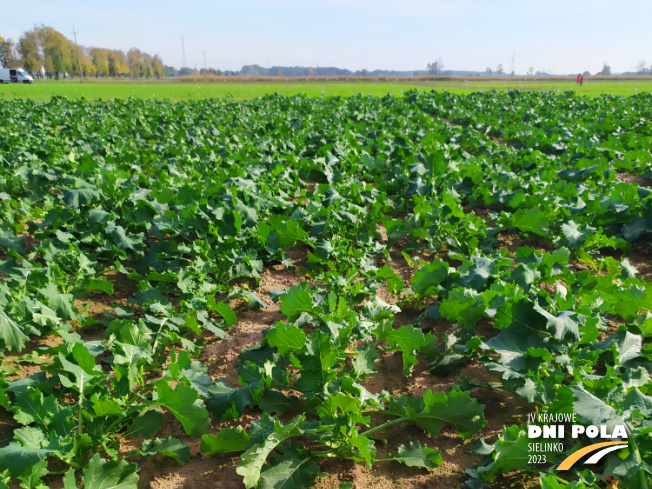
[203,51,208,76]
[181,36,187,69]
[72,25,83,83]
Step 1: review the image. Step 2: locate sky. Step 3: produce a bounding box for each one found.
[2,0,651,75]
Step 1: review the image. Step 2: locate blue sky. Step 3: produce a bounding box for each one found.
[2,0,650,74]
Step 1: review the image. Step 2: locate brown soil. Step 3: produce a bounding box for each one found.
[127,248,309,489]
[7,230,631,489]
[625,242,652,282]
[464,205,495,221]
[123,241,526,489]
[128,255,526,489]
[3,334,63,380]
[494,232,553,254]
[616,172,652,188]
[73,270,137,323]
[202,247,307,386]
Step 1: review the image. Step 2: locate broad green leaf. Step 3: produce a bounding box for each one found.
[129,410,164,437]
[92,399,123,417]
[39,287,77,320]
[559,221,585,249]
[349,431,375,466]
[610,331,642,366]
[389,390,485,440]
[240,289,268,311]
[0,443,54,478]
[140,437,190,465]
[208,380,263,421]
[257,389,297,415]
[276,220,311,248]
[509,208,549,236]
[622,217,650,241]
[317,393,361,419]
[13,427,47,450]
[71,342,99,374]
[376,265,404,294]
[412,260,449,296]
[80,453,138,489]
[483,321,547,373]
[62,187,103,209]
[83,278,114,295]
[280,286,314,320]
[351,344,378,377]
[105,223,141,251]
[0,309,28,351]
[540,474,591,489]
[439,287,484,326]
[17,458,48,489]
[267,322,306,355]
[154,380,210,438]
[201,427,251,455]
[384,324,426,376]
[236,415,309,488]
[492,425,529,472]
[389,441,442,469]
[461,255,496,290]
[58,350,101,394]
[63,468,77,489]
[533,304,580,341]
[214,301,237,327]
[258,450,321,489]
[571,384,625,427]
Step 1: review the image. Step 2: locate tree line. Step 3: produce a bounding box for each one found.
[0,26,169,79]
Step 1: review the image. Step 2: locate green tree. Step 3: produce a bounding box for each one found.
[497,63,503,75]
[13,24,167,79]
[0,38,21,68]
[90,47,110,77]
[141,52,153,77]
[597,62,611,75]
[127,48,143,77]
[72,46,95,77]
[151,55,165,78]
[39,26,74,78]
[108,50,129,76]
[18,29,42,73]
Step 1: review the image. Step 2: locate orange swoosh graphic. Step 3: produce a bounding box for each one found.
[557,441,628,471]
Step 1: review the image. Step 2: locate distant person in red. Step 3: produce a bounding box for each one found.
[577,73,583,86]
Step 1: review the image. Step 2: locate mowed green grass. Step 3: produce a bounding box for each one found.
[0,81,423,101]
[1,78,651,100]
[416,78,652,97]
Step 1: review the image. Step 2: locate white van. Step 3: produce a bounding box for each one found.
[0,68,34,84]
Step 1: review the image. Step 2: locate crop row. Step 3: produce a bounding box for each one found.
[0,91,650,488]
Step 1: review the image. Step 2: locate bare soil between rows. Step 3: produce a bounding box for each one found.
[2,243,538,489]
[4,232,649,488]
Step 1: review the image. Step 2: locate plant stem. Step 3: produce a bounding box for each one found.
[104,401,155,435]
[554,475,569,485]
[361,416,408,437]
[77,390,84,435]
[151,318,168,353]
[310,450,336,458]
